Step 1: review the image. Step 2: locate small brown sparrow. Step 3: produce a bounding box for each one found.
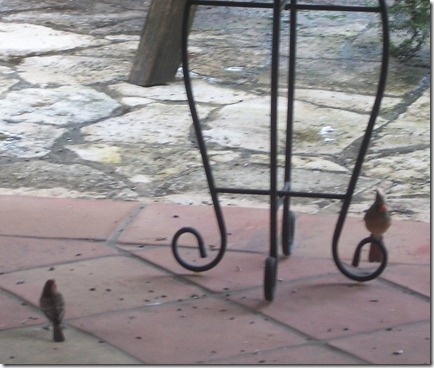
[39,279,65,342]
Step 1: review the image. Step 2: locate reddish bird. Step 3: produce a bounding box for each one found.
[364,189,391,262]
[39,279,65,342]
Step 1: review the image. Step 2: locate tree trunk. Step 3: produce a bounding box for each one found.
[129,0,195,87]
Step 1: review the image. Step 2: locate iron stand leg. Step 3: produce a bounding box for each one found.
[173,0,391,300]
[281,0,297,256]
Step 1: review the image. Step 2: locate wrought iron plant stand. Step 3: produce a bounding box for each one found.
[172,0,390,301]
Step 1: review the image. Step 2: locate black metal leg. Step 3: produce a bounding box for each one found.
[171,0,227,272]
[263,0,285,301]
[281,0,297,256]
[331,0,390,282]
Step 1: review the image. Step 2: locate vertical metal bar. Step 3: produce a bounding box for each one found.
[269,0,282,259]
[332,0,389,281]
[173,0,227,272]
[282,0,297,246]
[285,0,296,186]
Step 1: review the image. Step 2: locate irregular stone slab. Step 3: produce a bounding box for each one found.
[74,39,139,60]
[148,152,377,199]
[298,16,369,39]
[212,164,376,195]
[109,80,253,105]
[216,152,348,173]
[208,150,242,163]
[292,156,349,173]
[81,103,213,145]
[286,36,353,61]
[0,161,137,200]
[204,97,382,154]
[364,148,430,196]
[0,23,105,59]
[0,65,19,95]
[307,11,371,35]
[121,146,202,197]
[104,35,141,42]
[18,55,132,86]
[66,144,123,164]
[371,90,430,151]
[119,97,154,107]
[0,86,121,126]
[386,197,430,222]
[254,59,428,97]
[3,9,146,36]
[295,89,402,114]
[0,122,65,158]
[66,142,204,199]
[0,0,65,12]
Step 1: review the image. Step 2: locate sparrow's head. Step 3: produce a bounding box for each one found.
[42,279,57,295]
[375,189,388,212]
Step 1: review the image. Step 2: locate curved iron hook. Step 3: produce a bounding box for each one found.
[171,0,227,273]
[351,237,388,278]
[332,0,390,282]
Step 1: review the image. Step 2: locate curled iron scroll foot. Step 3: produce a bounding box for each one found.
[171,226,226,273]
[346,236,388,281]
[352,236,387,267]
[333,235,388,282]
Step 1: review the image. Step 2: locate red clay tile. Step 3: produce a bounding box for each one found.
[0,325,142,364]
[131,246,336,293]
[118,204,275,253]
[0,289,43,330]
[229,274,430,340]
[381,263,430,298]
[70,296,307,364]
[0,195,140,240]
[119,203,429,268]
[208,343,365,364]
[0,256,204,318]
[0,236,118,274]
[118,204,357,260]
[329,320,431,364]
[380,220,430,265]
[118,203,219,245]
[292,214,430,265]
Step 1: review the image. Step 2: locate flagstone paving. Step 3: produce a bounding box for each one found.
[0,0,430,221]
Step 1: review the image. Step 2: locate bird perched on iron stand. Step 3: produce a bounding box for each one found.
[39,279,65,342]
[364,189,391,262]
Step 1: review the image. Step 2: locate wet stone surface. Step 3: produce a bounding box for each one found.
[0,0,430,222]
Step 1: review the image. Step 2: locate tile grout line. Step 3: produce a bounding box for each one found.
[64,323,146,364]
[105,202,147,246]
[324,318,431,344]
[377,277,430,302]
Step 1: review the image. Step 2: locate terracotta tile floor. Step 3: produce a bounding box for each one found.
[0,195,430,364]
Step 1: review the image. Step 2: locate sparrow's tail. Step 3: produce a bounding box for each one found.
[368,234,384,263]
